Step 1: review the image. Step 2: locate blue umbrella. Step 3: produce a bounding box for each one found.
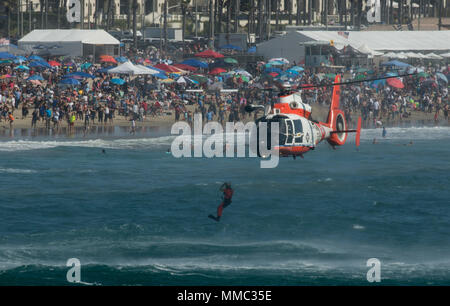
[97,66,115,73]
[265,67,282,74]
[14,55,27,62]
[219,44,242,51]
[380,60,411,68]
[436,72,448,83]
[0,52,15,60]
[267,60,285,66]
[115,56,128,63]
[154,73,168,79]
[59,78,80,86]
[290,66,304,72]
[63,72,95,79]
[110,78,126,85]
[14,65,30,70]
[181,59,208,68]
[28,55,45,61]
[27,75,44,81]
[285,69,300,75]
[29,60,52,69]
[247,46,256,53]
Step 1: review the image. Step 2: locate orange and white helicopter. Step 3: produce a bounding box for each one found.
[246,74,361,158]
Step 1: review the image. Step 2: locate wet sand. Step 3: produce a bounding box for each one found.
[1,104,447,139]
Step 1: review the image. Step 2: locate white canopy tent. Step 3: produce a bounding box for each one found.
[108,62,159,75]
[357,43,384,57]
[18,30,119,57]
[135,64,160,75]
[425,53,443,60]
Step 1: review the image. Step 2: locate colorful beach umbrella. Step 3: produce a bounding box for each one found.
[59,78,80,86]
[29,61,52,69]
[154,63,182,73]
[224,58,238,64]
[173,63,197,71]
[269,57,289,64]
[190,74,208,83]
[195,49,224,58]
[100,55,117,64]
[115,56,128,63]
[28,55,45,61]
[386,77,404,88]
[0,52,15,60]
[27,75,44,81]
[110,78,126,85]
[181,59,208,68]
[48,60,61,67]
[209,67,227,75]
[436,72,448,83]
[14,65,30,70]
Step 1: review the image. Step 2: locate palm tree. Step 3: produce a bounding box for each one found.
[226,0,231,43]
[247,0,254,33]
[258,0,263,40]
[180,0,189,47]
[235,0,240,33]
[287,0,293,25]
[132,0,137,48]
[217,0,225,33]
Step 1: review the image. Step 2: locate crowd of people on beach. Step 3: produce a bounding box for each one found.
[0,40,449,135]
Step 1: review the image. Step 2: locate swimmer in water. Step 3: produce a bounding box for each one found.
[373,138,378,144]
[208,182,234,222]
[382,127,387,138]
[102,149,106,154]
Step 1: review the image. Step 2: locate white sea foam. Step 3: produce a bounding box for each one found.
[356,126,450,142]
[0,132,251,152]
[0,168,37,174]
[0,136,177,152]
[352,224,365,230]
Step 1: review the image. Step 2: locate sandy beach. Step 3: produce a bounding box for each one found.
[1,103,448,138]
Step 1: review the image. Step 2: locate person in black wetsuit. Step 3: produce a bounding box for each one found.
[209,183,233,222]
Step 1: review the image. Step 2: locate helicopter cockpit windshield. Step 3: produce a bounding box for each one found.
[256,116,306,152]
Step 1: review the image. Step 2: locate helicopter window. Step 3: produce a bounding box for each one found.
[256,117,286,149]
[293,120,303,143]
[286,120,294,144]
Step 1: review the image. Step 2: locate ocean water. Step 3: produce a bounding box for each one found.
[0,126,449,286]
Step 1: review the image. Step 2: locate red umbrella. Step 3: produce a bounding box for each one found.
[386,77,404,89]
[209,67,227,75]
[195,49,224,58]
[268,72,279,77]
[173,63,197,71]
[100,57,117,64]
[154,63,182,73]
[48,60,61,67]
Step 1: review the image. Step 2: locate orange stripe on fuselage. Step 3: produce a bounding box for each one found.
[273,103,311,118]
[276,146,311,156]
